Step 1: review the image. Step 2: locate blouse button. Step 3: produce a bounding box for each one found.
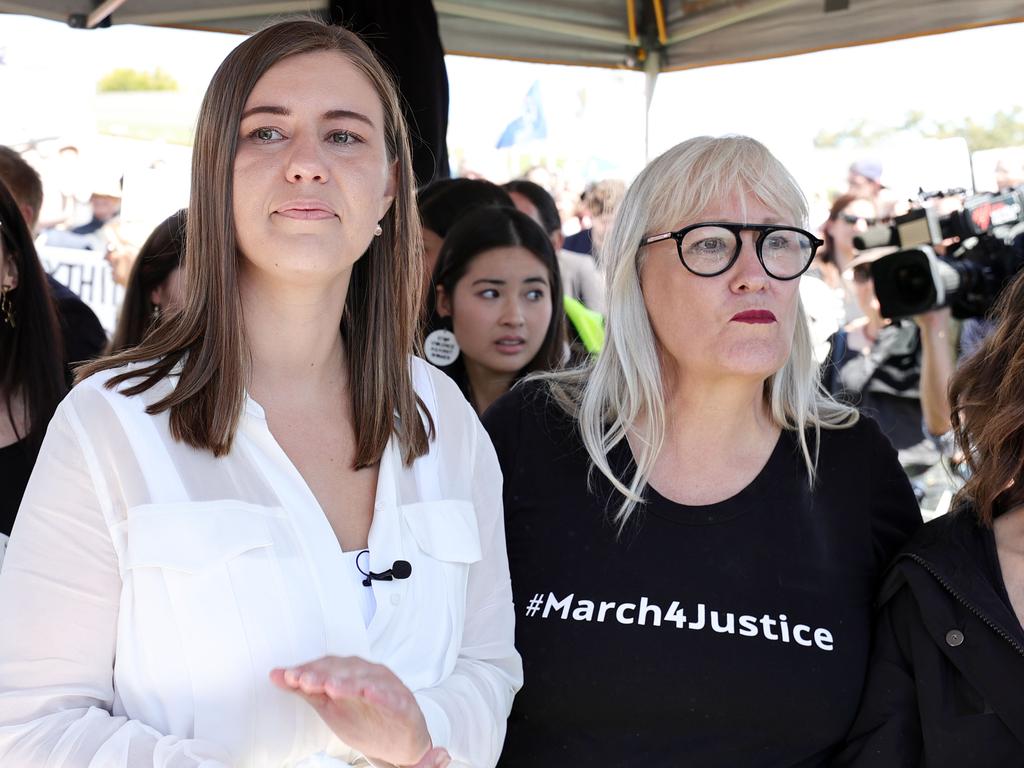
[391,594,401,606]
[945,629,965,647]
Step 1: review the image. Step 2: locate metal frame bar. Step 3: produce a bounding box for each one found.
[434,0,632,46]
[626,0,638,44]
[115,0,319,25]
[651,0,667,45]
[668,0,800,45]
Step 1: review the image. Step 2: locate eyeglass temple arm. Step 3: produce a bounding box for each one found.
[640,232,675,246]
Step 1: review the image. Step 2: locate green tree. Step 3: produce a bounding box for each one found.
[813,118,895,149]
[927,107,1024,151]
[813,107,1024,152]
[97,67,178,93]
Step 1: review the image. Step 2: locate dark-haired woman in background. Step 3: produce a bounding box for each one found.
[0,180,66,540]
[426,206,567,415]
[417,177,513,296]
[837,269,1024,766]
[108,209,186,353]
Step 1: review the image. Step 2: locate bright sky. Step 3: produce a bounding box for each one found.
[2,13,1023,204]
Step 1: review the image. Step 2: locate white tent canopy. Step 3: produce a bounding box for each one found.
[3,0,1023,72]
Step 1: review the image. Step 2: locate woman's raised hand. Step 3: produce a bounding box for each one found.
[270,656,450,768]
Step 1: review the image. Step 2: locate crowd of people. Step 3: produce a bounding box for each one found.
[0,16,1021,767]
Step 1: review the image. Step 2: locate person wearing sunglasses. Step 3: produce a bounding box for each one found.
[483,135,921,765]
[822,245,956,470]
[815,194,883,323]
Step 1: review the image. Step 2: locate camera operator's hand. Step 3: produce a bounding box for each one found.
[912,306,951,334]
[912,307,955,438]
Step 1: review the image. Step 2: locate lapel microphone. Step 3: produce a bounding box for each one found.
[356,550,412,587]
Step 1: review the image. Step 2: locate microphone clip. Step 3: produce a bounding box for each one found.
[356,550,412,587]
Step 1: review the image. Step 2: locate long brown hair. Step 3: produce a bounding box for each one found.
[949,270,1024,524]
[79,19,431,466]
[0,179,66,456]
[108,209,186,355]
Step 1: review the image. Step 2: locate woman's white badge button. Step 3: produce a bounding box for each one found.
[424,328,460,366]
[945,629,965,647]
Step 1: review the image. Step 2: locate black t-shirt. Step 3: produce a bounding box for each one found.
[47,275,107,373]
[483,383,922,767]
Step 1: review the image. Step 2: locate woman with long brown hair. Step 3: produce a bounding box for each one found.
[838,270,1024,765]
[0,20,519,768]
[107,208,187,353]
[0,179,66,539]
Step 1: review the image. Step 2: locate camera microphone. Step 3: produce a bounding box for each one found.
[356,551,412,587]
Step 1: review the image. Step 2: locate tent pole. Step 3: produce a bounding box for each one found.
[87,0,128,27]
[644,49,660,163]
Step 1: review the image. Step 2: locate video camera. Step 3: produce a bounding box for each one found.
[852,187,1024,319]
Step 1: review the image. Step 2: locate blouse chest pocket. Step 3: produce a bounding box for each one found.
[401,499,482,565]
[114,501,283,634]
[396,500,482,683]
[117,501,278,576]
[111,501,289,731]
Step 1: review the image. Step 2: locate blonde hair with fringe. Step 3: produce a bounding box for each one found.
[546,135,857,528]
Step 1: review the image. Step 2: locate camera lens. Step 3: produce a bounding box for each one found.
[892,263,932,305]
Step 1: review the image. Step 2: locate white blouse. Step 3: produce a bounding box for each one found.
[0,357,521,768]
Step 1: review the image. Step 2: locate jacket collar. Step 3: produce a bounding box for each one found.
[894,508,1024,653]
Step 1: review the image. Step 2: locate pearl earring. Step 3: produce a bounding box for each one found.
[373,223,383,237]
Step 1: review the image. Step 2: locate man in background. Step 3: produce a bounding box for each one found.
[563,178,626,258]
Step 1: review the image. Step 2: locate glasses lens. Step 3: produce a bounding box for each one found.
[760,228,814,278]
[679,226,736,275]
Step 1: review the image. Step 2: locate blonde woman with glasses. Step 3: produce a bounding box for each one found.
[483,135,921,766]
[0,20,520,768]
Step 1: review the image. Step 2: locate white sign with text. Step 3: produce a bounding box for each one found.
[38,245,121,334]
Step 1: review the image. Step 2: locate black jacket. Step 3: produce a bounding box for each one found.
[834,509,1024,767]
[47,274,106,376]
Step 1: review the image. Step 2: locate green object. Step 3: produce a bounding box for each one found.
[563,296,605,355]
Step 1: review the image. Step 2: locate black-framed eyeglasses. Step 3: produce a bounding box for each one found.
[639,222,823,281]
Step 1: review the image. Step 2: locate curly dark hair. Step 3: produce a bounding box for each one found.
[949,270,1024,524]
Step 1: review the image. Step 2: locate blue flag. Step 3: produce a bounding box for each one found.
[496,81,547,149]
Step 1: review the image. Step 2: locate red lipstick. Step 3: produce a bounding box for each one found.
[731,310,777,324]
